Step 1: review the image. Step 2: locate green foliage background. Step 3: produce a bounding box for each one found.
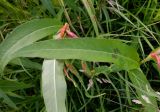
[0,0,160,112]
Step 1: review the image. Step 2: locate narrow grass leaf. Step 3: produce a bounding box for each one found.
[81,0,99,36]
[10,58,42,70]
[42,60,66,112]
[0,80,32,92]
[41,0,56,16]
[0,88,17,109]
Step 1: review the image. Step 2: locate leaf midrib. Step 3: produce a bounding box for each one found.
[16,48,138,64]
[53,60,58,112]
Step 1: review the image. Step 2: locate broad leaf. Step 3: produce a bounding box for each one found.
[0,18,61,72]
[42,60,66,112]
[13,38,140,70]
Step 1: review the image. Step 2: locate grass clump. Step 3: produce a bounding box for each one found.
[0,0,160,112]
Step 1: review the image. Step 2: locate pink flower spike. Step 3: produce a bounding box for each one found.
[56,23,69,39]
[150,53,160,70]
[66,30,78,38]
[157,57,160,69]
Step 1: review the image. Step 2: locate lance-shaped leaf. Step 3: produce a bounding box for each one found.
[129,69,158,111]
[13,38,140,70]
[0,18,61,72]
[42,60,67,112]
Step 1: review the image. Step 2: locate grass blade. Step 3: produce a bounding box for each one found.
[0,88,17,109]
[10,58,42,70]
[0,80,32,92]
[81,0,99,36]
[41,0,56,16]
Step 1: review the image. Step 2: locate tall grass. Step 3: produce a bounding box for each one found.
[0,0,160,112]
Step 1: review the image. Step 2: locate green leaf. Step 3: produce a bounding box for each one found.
[0,18,61,72]
[14,38,140,70]
[0,0,28,19]
[41,0,56,16]
[10,58,42,70]
[0,80,32,92]
[42,60,66,112]
[81,0,99,36]
[128,69,158,111]
[92,64,122,76]
[0,88,17,109]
